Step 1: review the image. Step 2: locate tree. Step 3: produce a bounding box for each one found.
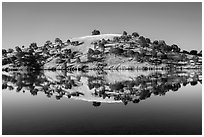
[2,49,7,55]
[190,50,198,55]
[177,47,181,52]
[160,54,168,59]
[132,32,139,37]
[171,44,180,52]
[56,45,62,51]
[101,38,107,45]
[92,102,101,107]
[64,49,72,55]
[123,31,128,36]
[88,48,95,56]
[92,29,100,35]
[182,50,189,54]
[76,57,81,63]
[127,49,135,57]
[141,43,149,48]
[139,36,146,44]
[30,43,38,50]
[134,51,140,57]
[145,38,151,44]
[151,49,157,57]
[99,43,105,52]
[110,47,124,55]
[198,50,202,56]
[160,44,169,53]
[94,50,101,55]
[192,55,199,62]
[190,81,198,86]
[55,38,62,44]
[113,36,120,42]
[121,35,129,42]
[15,46,22,52]
[166,45,173,52]
[93,42,98,49]
[158,40,166,46]
[153,40,158,45]
[180,53,187,61]
[28,48,34,54]
[69,53,74,59]
[127,34,132,39]
[46,40,52,45]
[7,48,14,53]
[66,39,71,44]
[133,99,140,103]
[110,82,124,91]
[140,48,146,56]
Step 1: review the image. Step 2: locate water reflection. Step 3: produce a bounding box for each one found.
[2,70,202,106]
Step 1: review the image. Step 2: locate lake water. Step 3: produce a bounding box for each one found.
[2,70,202,135]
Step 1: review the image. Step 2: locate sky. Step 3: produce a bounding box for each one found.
[2,2,202,51]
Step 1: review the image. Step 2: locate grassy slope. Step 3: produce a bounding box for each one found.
[67,34,121,54]
[43,34,201,70]
[44,34,121,69]
[45,34,167,69]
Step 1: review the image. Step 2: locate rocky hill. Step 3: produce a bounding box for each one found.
[2,30,202,71]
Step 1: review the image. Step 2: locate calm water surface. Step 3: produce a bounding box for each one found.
[2,70,202,135]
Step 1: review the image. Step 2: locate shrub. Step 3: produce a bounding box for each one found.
[182,50,189,54]
[93,102,101,107]
[198,50,202,56]
[145,38,151,43]
[7,48,14,53]
[141,43,149,48]
[190,50,198,55]
[158,40,166,46]
[88,48,95,55]
[171,44,180,52]
[127,49,135,57]
[67,39,71,44]
[64,49,72,54]
[76,57,81,63]
[15,46,22,52]
[94,50,101,55]
[113,36,120,42]
[2,49,7,55]
[55,38,62,43]
[45,40,52,45]
[110,47,124,55]
[92,29,100,35]
[123,31,128,36]
[139,36,146,44]
[30,43,38,50]
[110,82,124,91]
[153,40,158,45]
[132,32,139,37]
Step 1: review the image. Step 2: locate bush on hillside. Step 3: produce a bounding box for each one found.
[92,29,100,35]
[110,47,124,55]
[123,31,128,36]
[190,50,198,55]
[132,32,139,37]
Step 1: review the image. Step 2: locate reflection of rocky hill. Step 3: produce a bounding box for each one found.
[2,31,202,70]
[2,70,202,106]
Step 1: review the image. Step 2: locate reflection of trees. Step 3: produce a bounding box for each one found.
[2,70,202,106]
[86,71,202,105]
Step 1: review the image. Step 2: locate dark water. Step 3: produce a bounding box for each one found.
[2,70,202,135]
